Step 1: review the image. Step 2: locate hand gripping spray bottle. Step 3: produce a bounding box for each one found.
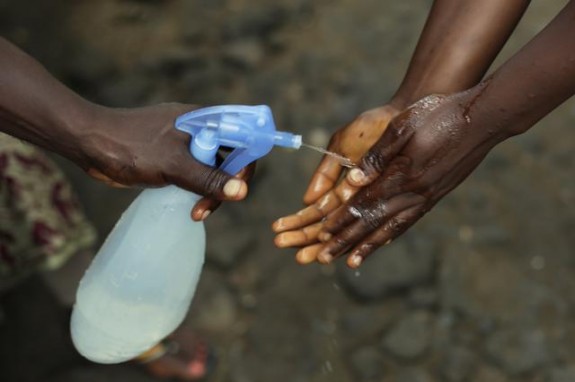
[70,105,301,363]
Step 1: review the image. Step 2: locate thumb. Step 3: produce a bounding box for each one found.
[189,164,255,220]
[168,160,248,201]
[346,117,414,187]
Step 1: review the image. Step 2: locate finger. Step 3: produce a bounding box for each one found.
[303,155,343,205]
[169,160,248,201]
[334,178,359,204]
[320,191,426,245]
[238,162,257,183]
[316,196,423,262]
[87,168,129,188]
[347,119,415,187]
[272,190,342,232]
[346,205,424,268]
[190,163,257,221]
[274,222,323,248]
[316,205,356,243]
[316,219,373,264]
[191,197,221,221]
[273,176,360,233]
[295,243,324,265]
[319,176,413,239]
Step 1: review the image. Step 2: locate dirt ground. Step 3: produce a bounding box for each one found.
[1,1,574,381]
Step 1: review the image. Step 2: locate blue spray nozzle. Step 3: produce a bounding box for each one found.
[175,105,301,175]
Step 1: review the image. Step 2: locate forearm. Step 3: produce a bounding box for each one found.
[471,0,575,138]
[391,0,530,109]
[0,37,95,159]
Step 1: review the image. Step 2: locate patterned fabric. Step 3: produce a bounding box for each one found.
[0,133,96,287]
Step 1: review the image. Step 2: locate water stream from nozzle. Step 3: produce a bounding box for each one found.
[301,143,355,168]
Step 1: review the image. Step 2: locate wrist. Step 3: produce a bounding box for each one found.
[0,95,97,162]
[462,80,530,143]
[444,84,519,150]
[45,98,104,164]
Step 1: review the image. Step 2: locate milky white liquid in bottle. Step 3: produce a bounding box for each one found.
[70,185,205,363]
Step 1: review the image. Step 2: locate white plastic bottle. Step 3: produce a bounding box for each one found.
[70,105,301,364]
[70,185,205,363]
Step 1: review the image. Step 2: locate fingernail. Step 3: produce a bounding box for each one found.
[272,219,285,232]
[201,210,211,221]
[318,232,332,242]
[348,254,363,268]
[274,233,290,248]
[385,239,392,245]
[318,251,333,264]
[223,179,243,198]
[296,248,316,264]
[348,168,366,183]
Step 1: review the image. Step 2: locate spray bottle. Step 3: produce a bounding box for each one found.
[70,105,301,364]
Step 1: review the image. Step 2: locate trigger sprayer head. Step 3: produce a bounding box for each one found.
[175,105,302,175]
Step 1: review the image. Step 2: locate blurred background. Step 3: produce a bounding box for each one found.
[0,0,574,381]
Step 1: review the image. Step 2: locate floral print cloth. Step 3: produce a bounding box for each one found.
[0,133,96,287]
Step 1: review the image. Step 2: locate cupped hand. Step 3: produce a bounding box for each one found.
[77,103,254,220]
[272,105,400,264]
[314,90,510,268]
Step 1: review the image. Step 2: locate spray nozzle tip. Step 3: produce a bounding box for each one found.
[273,131,302,150]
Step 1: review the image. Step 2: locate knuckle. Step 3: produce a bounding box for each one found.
[346,204,364,219]
[389,154,412,173]
[333,236,349,248]
[413,179,440,199]
[361,151,386,174]
[203,169,227,196]
[419,201,434,216]
[365,216,384,231]
[366,207,387,230]
[335,184,355,203]
[357,242,376,257]
[350,203,385,231]
[385,217,405,234]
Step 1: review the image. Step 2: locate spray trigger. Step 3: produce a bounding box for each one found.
[175,105,302,175]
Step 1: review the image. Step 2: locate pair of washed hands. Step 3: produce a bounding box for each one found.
[86,89,503,269]
[273,89,505,268]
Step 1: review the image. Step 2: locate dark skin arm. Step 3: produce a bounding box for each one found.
[393,0,531,106]
[273,0,531,264]
[0,37,250,219]
[313,0,575,268]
